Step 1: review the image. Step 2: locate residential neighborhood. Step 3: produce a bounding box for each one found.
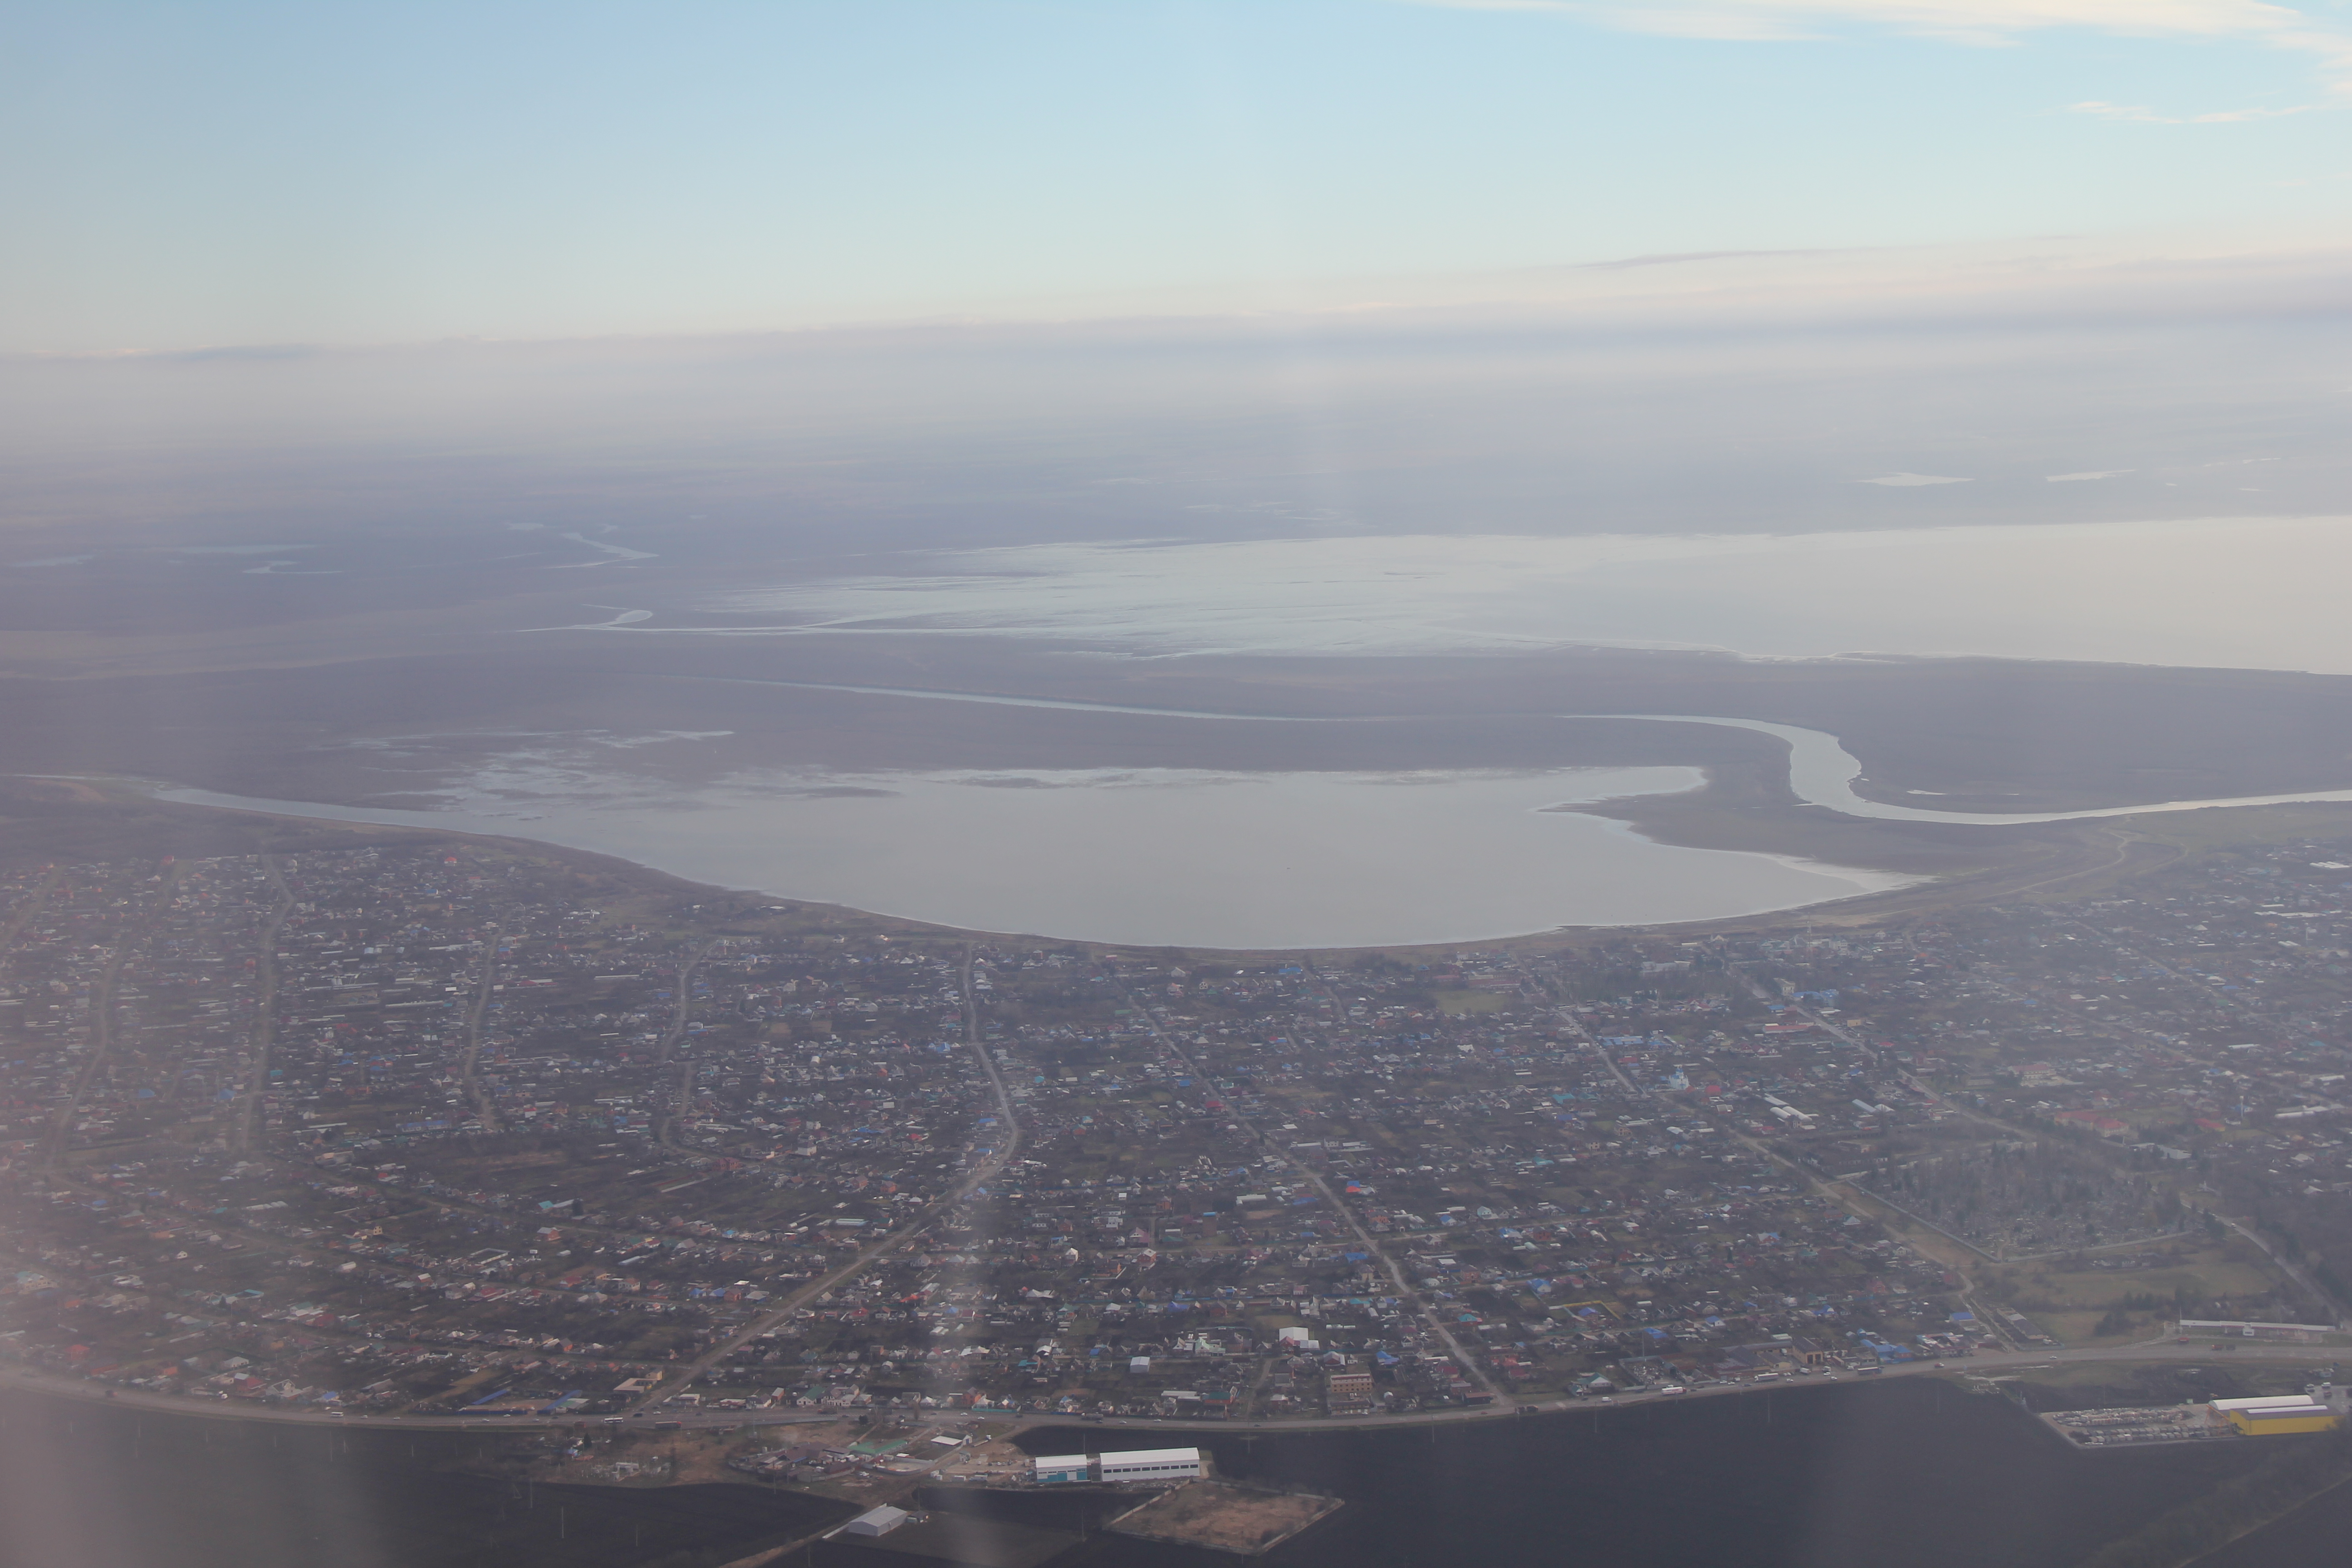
[4,828,2350,1430]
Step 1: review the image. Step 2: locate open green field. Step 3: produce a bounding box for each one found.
[1982,1240,2289,1348]
[1435,990,1510,1015]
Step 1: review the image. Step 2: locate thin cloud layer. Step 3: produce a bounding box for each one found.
[2071,98,2316,119]
[1419,0,2352,88]
[1424,0,2313,35]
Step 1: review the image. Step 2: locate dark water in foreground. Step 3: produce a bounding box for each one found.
[0,1381,2302,1568]
[0,1392,848,1568]
[2199,1470,2352,1568]
[969,1381,2279,1568]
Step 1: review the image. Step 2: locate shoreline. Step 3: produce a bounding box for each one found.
[0,1338,2328,1441]
[14,767,2348,967]
[144,771,1922,951]
[110,687,2352,950]
[42,769,2342,958]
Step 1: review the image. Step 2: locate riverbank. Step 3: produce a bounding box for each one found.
[0,1372,2300,1568]
[4,1338,2337,1439]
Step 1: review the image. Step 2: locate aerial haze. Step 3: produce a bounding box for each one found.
[10,5,2352,1566]
[8,233,2352,936]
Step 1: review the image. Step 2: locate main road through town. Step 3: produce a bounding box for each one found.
[617,945,1024,1416]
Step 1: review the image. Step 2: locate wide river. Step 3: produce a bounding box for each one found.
[0,1378,2279,1568]
[151,697,2352,949]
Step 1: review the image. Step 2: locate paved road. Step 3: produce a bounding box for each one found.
[1109,965,1504,1402]
[11,947,2338,1443]
[621,945,1024,1415]
[232,854,296,1156]
[49,860,189,1168]
[1,943,1030,1428]
[0,866,58,959]
[651,941,714,1150]
[457,921,503,1135]
[1761,971,2352,1332]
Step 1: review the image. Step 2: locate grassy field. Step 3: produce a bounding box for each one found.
[1813,1190,2303,1352]
[2124,803,2352,855]
[1435,990,1510,1015]
[1981,1240,2286,1348]
[1987,1358,2319,1400]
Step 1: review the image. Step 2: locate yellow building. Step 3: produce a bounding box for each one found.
[2231,1409,2338,1436]
[2211,1396,2341,1436]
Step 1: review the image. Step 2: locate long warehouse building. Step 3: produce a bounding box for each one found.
[1098,1447,1205,1482]
[1034,1447,1206,1483]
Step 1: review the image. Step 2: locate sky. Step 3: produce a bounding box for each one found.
[6,0,2352,353]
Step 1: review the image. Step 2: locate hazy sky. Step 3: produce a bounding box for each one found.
[7,0,2351,352]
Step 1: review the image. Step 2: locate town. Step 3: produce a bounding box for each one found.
[3,818,2350,1441]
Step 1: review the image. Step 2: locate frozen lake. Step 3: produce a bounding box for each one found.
[544,514,2352,675]
[152,696,2352,947]
[158,764,1915,950]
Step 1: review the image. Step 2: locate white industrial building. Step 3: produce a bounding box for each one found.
[1098,1447,1204,1482]
[1034,1454,1093,1484]
[2178,1318,2342,1341]
[841,1506,910,1538]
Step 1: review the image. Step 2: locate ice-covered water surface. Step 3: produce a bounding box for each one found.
[652,682,2352,826]
[149,688,2352,946]
[157,764,1916,949]
[660,517,2352,673]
